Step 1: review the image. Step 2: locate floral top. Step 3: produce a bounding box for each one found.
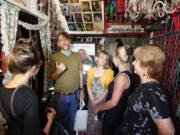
[119,81,170,135]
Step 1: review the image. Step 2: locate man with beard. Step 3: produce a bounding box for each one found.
[50,32,84,135]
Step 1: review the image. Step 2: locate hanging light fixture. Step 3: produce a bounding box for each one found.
[124,0,180,21]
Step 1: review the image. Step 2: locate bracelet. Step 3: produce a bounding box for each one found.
[79,88,84,90]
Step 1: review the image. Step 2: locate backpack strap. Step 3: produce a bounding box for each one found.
[10,85,25,121]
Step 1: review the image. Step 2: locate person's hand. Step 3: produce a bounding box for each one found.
[93,105,99,114]
[80,90,85,100]
[56,62,66,74]
[46,107,56,124]
[91,100,97,106]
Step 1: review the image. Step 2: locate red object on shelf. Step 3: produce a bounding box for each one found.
[103,0,146,35]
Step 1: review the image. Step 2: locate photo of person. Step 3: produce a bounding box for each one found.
[65,14,75,22]
[68,23,77,31]
[93,13,103,31]
[92,1,101,11]
[94,13,102,22]
[69,4,81,12]
[83,13,92,22]
[59,0,68,4]
[37,0,48,15]
[76,23,84,31]
[81,1,91,12]
[85,23,93,31]
[74,13,83,22]
[70,0,79,3]
[60,5,70,16]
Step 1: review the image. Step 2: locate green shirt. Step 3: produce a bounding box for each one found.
[50,51,83,93]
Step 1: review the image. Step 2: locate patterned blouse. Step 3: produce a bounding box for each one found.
[119,81,170,135]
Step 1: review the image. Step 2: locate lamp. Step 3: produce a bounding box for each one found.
[125,0,180,21]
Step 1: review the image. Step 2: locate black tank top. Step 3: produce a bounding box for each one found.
[106,70,134,114]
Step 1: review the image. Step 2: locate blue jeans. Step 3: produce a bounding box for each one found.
[55,90,80,135]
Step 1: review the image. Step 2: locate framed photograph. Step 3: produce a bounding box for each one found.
[93,13,102,22]
[69,4,81,12]
[85,23,93,31]
[81,1,91,12]
[68,23,77,31]
[70,0,79,3]
[91,1,102,11]
[37,0,48,15]
[93,13,103,31]
[60,5,70,16]
[65,14,75,22]
[76,23,84,31]
[83,13,92,22]
[74,13,83,22]
[59,0,69,4]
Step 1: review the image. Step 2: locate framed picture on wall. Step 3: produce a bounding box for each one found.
[76,23,84,31]
[83,13,92,22]
[74,13,83,22]
[81,1,91,12]
[71,42,96,67]
[91,1,101,11]
[68,23,77,31]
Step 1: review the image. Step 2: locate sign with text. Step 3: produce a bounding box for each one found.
[71,43,96,56]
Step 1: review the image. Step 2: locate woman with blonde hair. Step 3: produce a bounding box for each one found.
[87,51,114,135]
[93,45,134,135]
[115,45,175,135]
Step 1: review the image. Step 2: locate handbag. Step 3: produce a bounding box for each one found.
[74,110,88,131]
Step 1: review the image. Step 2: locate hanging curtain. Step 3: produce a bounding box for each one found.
[39,19,52,92]
[0,0,20,83]
[1,0,20,58]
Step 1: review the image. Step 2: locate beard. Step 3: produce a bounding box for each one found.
[61,44,70,51]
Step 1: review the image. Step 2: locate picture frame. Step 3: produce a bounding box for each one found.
[70,0,79,3]
[81,1,91,12]
[76,23,84,31]
[74,13,83,22]
[83,13,92,22]
[68,23,77,31]
[85,23,93,31]
[91,1,101,11]
[59,0,69,4]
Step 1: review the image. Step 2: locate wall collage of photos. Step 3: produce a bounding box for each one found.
[59,0,103,32]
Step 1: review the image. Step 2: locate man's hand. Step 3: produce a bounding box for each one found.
[56,62,66,74]
[80,90,85,100]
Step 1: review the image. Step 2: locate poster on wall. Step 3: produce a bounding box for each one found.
[71,43,96,56]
